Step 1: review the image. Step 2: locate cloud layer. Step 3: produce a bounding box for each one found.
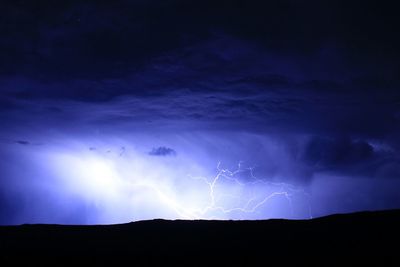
[0,0,400,224]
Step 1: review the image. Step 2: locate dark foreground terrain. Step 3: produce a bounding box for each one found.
[0,210,399,266]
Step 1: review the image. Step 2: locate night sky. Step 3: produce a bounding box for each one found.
[1,0,400,224]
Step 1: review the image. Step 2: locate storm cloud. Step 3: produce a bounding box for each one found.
[0,0,400,224]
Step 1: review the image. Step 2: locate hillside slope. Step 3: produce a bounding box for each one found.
[0,210,399,265]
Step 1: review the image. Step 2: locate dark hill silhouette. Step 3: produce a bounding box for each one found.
[0,210,399,266]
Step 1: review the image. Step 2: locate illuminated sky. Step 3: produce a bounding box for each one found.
[1,0,400,224]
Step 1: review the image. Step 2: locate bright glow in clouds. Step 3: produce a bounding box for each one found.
[40,135,312,224]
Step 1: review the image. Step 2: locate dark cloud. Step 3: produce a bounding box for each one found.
[15,140,30,145]
[298,135,400,180]
[0,0,399,83]
[303,137,374,167]
[149,146,177,157]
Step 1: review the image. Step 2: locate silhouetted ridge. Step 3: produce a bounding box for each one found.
[0,210,399,266]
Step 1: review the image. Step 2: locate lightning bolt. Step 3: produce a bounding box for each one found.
[127,161,313,220]
[188,162,313,219]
